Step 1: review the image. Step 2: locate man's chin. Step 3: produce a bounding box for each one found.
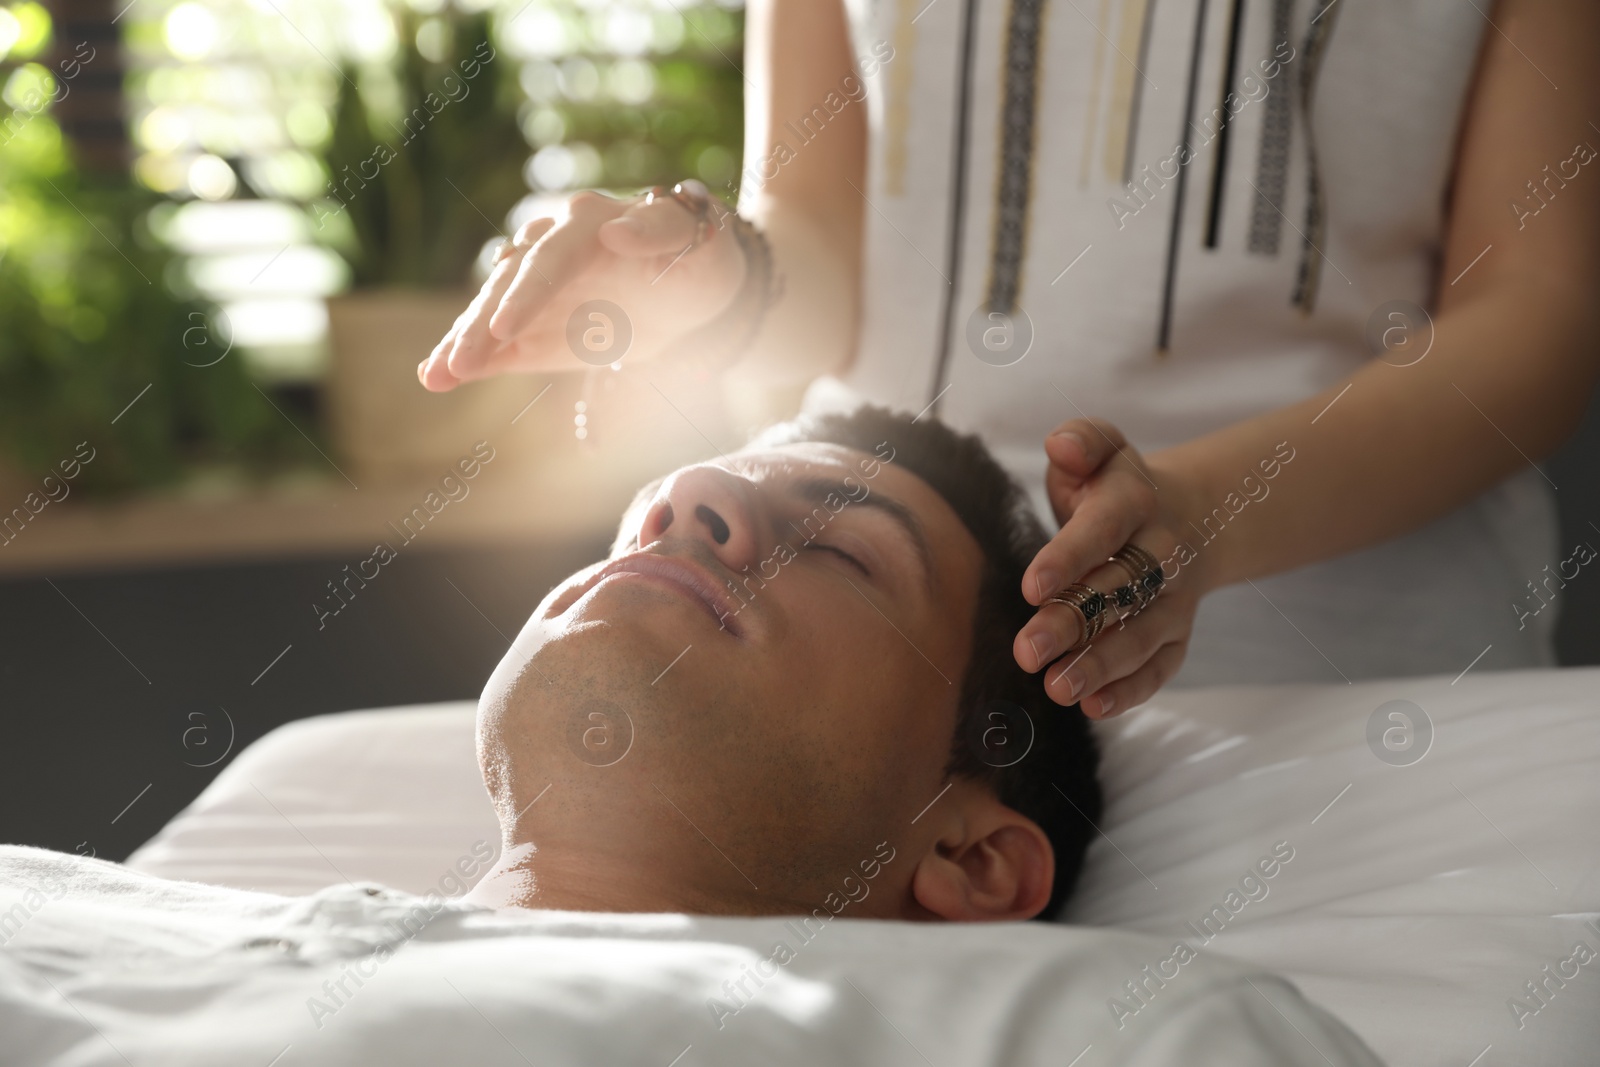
[479,604,743,771]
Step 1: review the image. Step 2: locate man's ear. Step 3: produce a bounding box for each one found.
[908,781,1054,922]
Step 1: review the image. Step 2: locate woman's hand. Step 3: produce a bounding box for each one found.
[418,188,749,391]
[1012,418,1210,719]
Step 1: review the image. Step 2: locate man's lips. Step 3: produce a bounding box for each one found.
[581,551,745,637]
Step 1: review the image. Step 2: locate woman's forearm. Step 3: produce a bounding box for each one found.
[1152,276,1599,595]
[725,0,865,407]
[727,194,861,396]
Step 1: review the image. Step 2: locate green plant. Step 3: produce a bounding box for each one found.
[0,117,302,495]
[318,6,528,289]
[537,8,746,196]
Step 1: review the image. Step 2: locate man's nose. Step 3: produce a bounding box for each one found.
[635,466,761,574]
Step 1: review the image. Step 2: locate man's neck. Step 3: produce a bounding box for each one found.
[463,841,806,917]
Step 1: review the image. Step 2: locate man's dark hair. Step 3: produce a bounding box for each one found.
[752,404,1103,920]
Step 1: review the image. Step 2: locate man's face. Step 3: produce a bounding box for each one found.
[476,441,987,916]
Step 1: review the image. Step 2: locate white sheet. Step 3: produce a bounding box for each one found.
[124,667,1600,1065]
[1,844,1382,1066]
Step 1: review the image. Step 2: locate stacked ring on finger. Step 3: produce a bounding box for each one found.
[644,180,715,246]
[1045,583,1109,650]
[1109,543,1165,608]
[1105,553,1142,613]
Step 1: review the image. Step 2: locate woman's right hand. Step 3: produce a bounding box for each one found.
[418,187,750,391]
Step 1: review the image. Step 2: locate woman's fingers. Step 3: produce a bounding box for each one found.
[419,187,748,390]
[444,242,543,382]
[1042,421,1123,525]
[418,218,556,390]
[490,192,626,343]
[1029,419,1157,602]
[1044,417,1127,480]
[1012,557,1129,673]
[1038,590,1184,711]
[419,307,472,391]
[1012,600,1090,674]
[1075,641,1188,720]
[1023,416,1196,717]
[419,342,463,391]
[1044,460,1091,528]
[1023,474,1157,605]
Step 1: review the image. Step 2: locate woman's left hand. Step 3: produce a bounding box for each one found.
[1012,418,1208,719]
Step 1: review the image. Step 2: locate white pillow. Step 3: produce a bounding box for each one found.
[1065,665,1600,1066]
[127,704,500,897]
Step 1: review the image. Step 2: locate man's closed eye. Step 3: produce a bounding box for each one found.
[806,542,868,575]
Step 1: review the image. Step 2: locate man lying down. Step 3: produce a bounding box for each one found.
[465,404,1103,923]
[0,407,1383,1066]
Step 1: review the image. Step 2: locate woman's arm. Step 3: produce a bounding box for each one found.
[1013,0,1600,716]
[1154,0,1600,593]
[725,0,867,413]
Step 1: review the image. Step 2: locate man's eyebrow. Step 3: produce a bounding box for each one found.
[787,477,935,593]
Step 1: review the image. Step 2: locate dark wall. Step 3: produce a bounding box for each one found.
[0,537,608,863]
[1547,385,1600,666]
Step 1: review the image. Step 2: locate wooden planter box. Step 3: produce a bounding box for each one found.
[325,289,536,486]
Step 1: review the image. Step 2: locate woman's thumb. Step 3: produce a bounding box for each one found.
[598,200,699,257]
